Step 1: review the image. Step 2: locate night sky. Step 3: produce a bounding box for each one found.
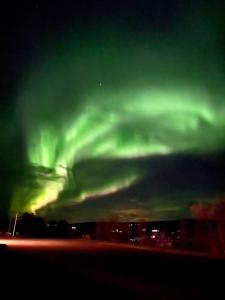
[1,0,225,222]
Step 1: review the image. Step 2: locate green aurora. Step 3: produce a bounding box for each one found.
[7,2,225,221]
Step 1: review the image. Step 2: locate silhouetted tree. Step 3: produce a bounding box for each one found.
[191,198,225,255]
[19,212,46,237]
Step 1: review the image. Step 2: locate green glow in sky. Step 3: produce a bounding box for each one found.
[11,17,225,219]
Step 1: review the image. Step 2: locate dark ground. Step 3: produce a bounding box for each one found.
[0,239,224,299]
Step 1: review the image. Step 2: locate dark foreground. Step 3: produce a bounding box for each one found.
[0,239,224,299]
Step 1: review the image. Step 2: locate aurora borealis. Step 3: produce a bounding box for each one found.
[1,1,225,222]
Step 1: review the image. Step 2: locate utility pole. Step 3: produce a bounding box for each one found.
[58,164,75,187]
[12,213,18,238]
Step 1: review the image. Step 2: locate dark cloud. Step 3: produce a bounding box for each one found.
[40,154,225,221]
